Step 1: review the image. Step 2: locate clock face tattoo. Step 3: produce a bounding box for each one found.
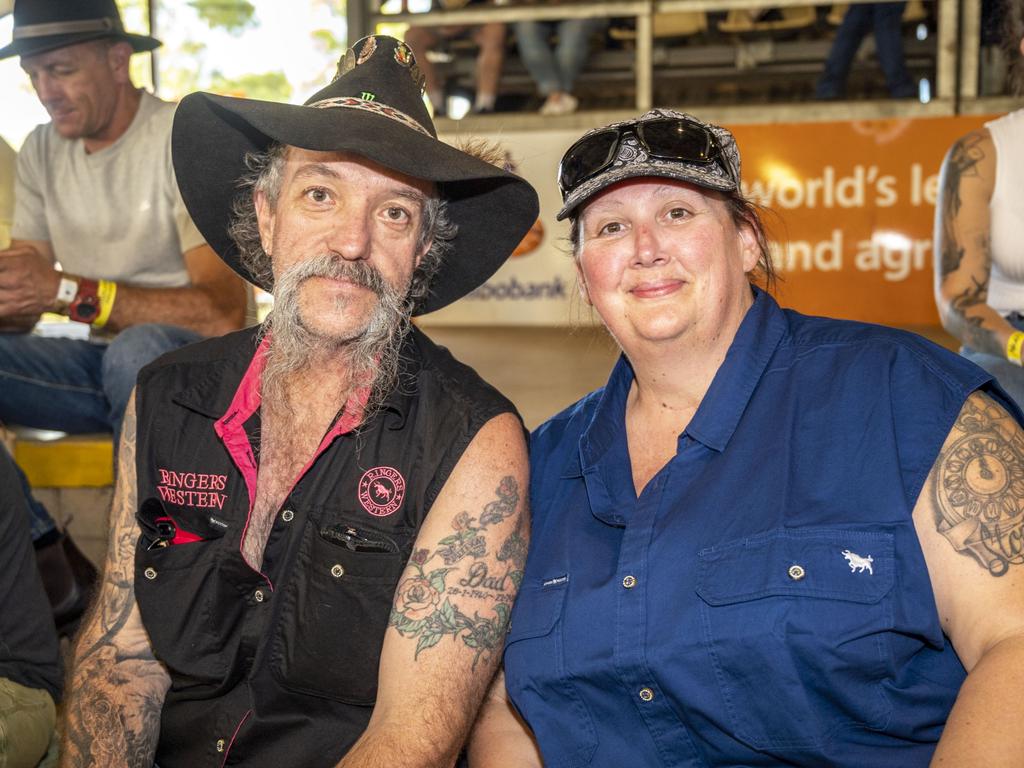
[934,398,1024,576]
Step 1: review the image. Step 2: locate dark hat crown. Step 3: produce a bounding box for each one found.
[172,34,539,313]
[14,0,126,27]
[304,36,436,139]
[1,0,160,59]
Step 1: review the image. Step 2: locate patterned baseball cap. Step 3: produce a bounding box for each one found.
[556,108,741,221]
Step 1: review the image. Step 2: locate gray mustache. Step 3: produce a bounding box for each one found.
[284,254,388,298]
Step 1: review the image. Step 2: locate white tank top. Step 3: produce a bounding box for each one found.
[985,108,1024,315]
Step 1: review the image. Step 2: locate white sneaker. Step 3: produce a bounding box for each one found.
[539,92,578,116]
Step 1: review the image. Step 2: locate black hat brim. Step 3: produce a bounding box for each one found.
[172,92,538,315]
[0,31,160,59]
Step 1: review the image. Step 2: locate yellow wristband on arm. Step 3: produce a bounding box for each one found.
[1006,331,1024,366]
[93,279,118,329]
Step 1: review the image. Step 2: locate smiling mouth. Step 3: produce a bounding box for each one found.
[631,280,684,299]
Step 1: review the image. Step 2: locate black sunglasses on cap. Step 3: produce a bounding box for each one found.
[557,117,733,199]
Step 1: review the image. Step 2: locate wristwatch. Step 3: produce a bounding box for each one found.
[68,278,100,324]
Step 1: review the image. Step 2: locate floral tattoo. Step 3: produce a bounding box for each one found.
[389,476,523,665]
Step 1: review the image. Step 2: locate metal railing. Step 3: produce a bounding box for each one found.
[351,0,1011,125]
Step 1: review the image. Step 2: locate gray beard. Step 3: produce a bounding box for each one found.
[260,253,413,418]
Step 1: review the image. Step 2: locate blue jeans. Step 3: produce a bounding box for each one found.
[0,323,202,540]
[513,19,606,95]
[816,2,916,99]
[962,314,1024,410]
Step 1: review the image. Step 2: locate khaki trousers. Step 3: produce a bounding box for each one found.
[0,678,55,768]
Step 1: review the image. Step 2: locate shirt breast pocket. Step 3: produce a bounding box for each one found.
[504,578,598,768]
[135,536,230,685]
[695,529,895,752]
[271,510,414,705]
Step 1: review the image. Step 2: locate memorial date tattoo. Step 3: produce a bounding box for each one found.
[389,476,526,666]
[933,394,1024,576]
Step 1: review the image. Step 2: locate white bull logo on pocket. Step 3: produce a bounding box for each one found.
[842,549,874,574]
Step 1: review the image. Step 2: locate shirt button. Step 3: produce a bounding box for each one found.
[622,575,637,589]
[254,589,265,602]
[788,564,806,581]
[216,738,225,753]
[638,687,655,702]
[281,509,294,523]
[144,567,157,580]
[331,564,345,578]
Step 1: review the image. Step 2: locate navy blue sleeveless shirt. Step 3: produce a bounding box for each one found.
[506,289,1020,768]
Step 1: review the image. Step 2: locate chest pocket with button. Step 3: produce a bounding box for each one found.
[695,528,895,751]
[271,508,415,704]
[504,577,598,768]
[135,525,240,685]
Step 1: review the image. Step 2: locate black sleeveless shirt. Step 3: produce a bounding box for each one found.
[133,325,518,767]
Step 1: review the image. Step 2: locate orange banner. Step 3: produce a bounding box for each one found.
[733,115,991,325]
[429,114,994,327]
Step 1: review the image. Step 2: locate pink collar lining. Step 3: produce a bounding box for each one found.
[213,334,371,581]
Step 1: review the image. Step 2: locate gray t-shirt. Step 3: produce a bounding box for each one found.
[12,91,203,287]
[0,137,14,248]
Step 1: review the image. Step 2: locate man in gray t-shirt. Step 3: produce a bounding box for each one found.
[0,0,247,637]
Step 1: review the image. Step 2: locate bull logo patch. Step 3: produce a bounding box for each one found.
[358,466,406,517]
[841,549,874,574]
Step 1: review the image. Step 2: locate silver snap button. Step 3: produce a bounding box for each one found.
[254,589,265,602]
[788,564,806,581]
[281,509,294,522]
[622,575,637,589]
[144,567,157,580]
[331,564,345,578]
[216,738,225,753]
[638,687,655,702]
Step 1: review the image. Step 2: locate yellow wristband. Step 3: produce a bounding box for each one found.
[93,279,118,329]
[1007,331,1024,366]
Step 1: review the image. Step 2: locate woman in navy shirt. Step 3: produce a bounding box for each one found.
[468,110,1024,767]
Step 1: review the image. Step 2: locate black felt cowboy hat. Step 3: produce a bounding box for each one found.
[171,35,539,315]
[0,0,161,60]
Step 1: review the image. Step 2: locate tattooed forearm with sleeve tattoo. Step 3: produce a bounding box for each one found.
[338,413,528,768]
[934,130,1010,358]
[389,476,525,665]
[60,395,170,768]
[931,392,1024,576]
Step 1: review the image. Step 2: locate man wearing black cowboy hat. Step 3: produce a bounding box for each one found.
[61,35,538,768]
[0,0,247,637]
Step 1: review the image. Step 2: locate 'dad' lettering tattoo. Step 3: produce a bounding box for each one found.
[389,476,522,665]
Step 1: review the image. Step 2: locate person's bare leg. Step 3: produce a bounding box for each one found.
[472,22,506,112]
[404,26,445,111]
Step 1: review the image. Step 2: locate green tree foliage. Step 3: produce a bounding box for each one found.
[312,28,346,56]
[187,0,257,34]
[209,70,292,101]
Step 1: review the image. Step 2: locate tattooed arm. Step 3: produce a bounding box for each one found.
[912,392,1024,766]
[60,393,171,768]
[336,412,529,768]
[465,669,543,768]
[933,130,1011,358]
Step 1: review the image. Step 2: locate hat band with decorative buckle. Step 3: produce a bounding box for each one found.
[308,96,432,138]
[13,16,123,40]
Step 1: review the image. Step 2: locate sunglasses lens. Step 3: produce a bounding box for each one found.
[639,119,714,162]
[559,130,619,193]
